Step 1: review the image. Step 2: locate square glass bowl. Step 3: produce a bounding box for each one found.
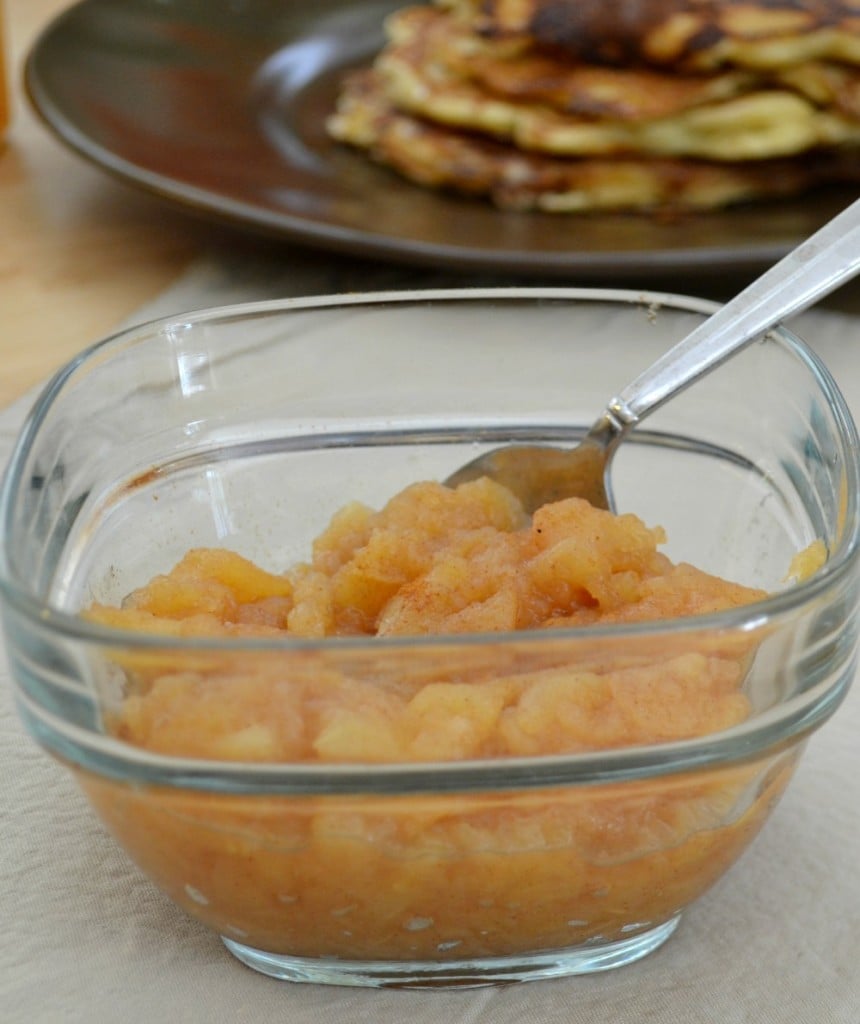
[1,288,858,988]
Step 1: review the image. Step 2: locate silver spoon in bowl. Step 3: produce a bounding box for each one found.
[445,197,860,513]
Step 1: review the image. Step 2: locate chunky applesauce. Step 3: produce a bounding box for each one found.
[80,479,795,961]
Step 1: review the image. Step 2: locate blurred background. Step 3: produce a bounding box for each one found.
[3,0,859,412]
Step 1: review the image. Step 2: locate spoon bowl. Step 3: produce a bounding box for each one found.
[446,197,860,513]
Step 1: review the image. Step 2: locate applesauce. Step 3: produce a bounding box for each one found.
[80,480,792,962]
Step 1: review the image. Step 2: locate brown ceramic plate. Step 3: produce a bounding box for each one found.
[24,0,859,279]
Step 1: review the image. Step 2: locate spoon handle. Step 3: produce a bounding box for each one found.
[608,197,860,429]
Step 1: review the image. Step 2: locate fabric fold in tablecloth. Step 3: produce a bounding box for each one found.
[2,254,859,1023]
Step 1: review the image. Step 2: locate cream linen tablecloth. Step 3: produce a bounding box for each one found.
[3,251,860,1023]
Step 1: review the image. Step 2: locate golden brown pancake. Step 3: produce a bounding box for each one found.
[388,6,761,120]
[327,69,860,212]
[378,5,860,159]
[419,6,860,117]
[326,1,860,212]
[445,0,860,71]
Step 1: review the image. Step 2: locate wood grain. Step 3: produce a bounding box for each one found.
[0,0,220,405]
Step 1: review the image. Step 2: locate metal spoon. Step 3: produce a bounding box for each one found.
[445,197,860,513]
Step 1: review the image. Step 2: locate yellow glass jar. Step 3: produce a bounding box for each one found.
[0,4,8,139]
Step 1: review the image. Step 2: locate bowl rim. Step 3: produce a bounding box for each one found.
[2,286,858,791]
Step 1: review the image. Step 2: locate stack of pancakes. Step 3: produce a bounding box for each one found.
[326,0,860,212]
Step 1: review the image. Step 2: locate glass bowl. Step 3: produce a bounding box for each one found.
[1,288,858,989]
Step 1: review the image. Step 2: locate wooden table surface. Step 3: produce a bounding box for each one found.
[0,0,238,408]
